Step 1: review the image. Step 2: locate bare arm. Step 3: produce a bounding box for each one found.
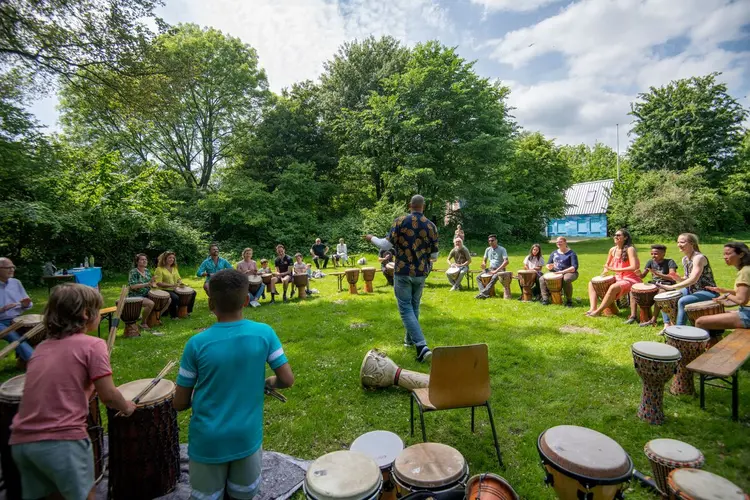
[715,284,749,305]
[173,385,193,411]
[667,255,706,290]
[94,376,136,415]
[266,363,294,390]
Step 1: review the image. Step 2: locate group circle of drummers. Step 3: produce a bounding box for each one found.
[0,224,749,499]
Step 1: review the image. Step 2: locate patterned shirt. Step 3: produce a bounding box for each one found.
[683,252,716,294]
[387,212,439,277]
[128,268,152,297]
[196,257,232,281]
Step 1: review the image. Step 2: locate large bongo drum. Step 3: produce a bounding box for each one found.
[360,349,429,390]
[385,262,395,281]
[108,379,180,499]
[498,271,512,299]
[262,273,274,287]
[362,267,377,293]
[146,289,170,327]
[174,286,194,318]
[392,443,469,497]
[11,314,45,347]
[0,375,25,500]
[479,272,496,297]
[120,296,143,337]
[632,283,659,323]
[465,473,519,500]
[685,300,725,348]
[248,275,263,295]
[664,326,709,396]
[350,431,404,500]
[294,274,309,299]
[591,276,618,316]
[644,439,705,496]
[668,468,748,500]
[304,450,382,500]
[631,341,680,425]
[446,267,461,285]
[655,290,682,325]
[543,272,564,305]
[537,425,633,500]
[517,270,537,302]
[346,268,360,295]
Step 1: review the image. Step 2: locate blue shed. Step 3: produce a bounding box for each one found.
[547,179,614,238]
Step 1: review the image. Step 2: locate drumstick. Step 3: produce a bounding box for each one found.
[0,323,45,360]
[0,321,24,342]
[114,360,177,417]
[265,388,287,403]
[107,286,130,354]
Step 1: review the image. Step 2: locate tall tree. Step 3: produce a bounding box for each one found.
[628,73,747,178]
[559,143,622,183]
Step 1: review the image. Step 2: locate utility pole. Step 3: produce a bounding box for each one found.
[616,123,620,181]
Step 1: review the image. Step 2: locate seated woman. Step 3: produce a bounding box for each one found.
[523,243,544,299]
[586,229,642,318]
[657,233,718,325]
[694,242,750,332]
[128,253,170,331]
[154,251,196,319]
[333,238,348,268]
[258,258,277,302]
[236,247,265,307]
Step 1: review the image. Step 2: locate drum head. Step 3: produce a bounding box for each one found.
[480,272,492,279]
[664,326,709,342]
[0,374,26,402]
[518,270,536,275]
[655,291,682,301]
[684,300,720,312]
[149,289,170,298]
[175,286,194,294]
[591,275,614,283]
[644,439,703,466]
[538,426,632,482]
[118,379,175,406]
[393,443,466,489]
[386,263,395,270]
[632,283,657,293]
[306,451,381,500]
[543,272,562,281]
[350,430,404,469]
[125,296,143,304]
[12,314,44,325]
[631,341,681,361]
[669,469,746,499]
[248,276,262,285]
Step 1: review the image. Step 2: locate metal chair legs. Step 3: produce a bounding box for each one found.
[486,401,503,468]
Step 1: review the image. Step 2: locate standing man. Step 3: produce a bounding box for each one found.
[0,258,34,365]
[540,236,579,307]
[387,195,438,363]
[197,243,233,296]
[310,238,329,270]
[274,244,294,302]
[446,237,471,291]
[476,235,509,299]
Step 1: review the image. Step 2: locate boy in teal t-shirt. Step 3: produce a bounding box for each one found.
[174,269,294,499]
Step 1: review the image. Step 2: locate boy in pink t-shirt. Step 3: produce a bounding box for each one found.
[11,284,136,500]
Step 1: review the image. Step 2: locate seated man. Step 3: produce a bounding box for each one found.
[0,258,34,367]
[274,245,294,302]
[378,247,394,286]
[476,235,508,299]
[310,238,329,269]
[637,244,679,327]
[447,237,471,291]
[540,236,579,307]
[197,243,232,296]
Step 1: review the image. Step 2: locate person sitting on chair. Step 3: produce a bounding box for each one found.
[447,237,471,291]
[197,243,232,297]
[258,259,277,302]
[0,258,34,367]
[129,253,171,331]
[310,238,329,269]
[523,243,545,299]
[475,235,508,299]
[274,245,294,302]
[586,229,642,318]
[697,242,750,332]
[236,248,264,308]
[333,239,348,268]
[291,253,312,297]
[635,244,679,327]
[155,251,196,319]
[540,238,579,307]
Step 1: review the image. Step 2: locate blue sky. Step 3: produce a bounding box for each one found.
[28,0,750,149]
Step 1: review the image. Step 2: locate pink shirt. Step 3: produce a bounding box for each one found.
[236,260,258,275]
[10,334,112,444]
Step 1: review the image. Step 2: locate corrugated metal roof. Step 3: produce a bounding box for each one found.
[564,179,614,216]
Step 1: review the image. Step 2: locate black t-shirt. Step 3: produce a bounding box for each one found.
[275,255,293,273]
[645,258,677,284]
[312,244,327,257]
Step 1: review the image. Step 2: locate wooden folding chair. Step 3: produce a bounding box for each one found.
[410,344,503,467]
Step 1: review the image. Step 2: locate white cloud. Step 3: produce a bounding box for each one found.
[470,0,563,13]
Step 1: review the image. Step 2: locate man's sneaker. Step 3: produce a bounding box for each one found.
[417,347,432,363]
[541,299,550,306]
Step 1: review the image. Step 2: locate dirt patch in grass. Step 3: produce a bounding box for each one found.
[559,325,601,335]
[350,322,370,329]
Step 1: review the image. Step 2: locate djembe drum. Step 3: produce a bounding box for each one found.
[654,290,682,325]
[362,267,377,293]
[174,286,194,318]
[0,375,25,499]
[384,262,395,281]
[346,268,360,295]
[393,443,469,498]
[668,469,748,500]
[11,314,45,347]
[120,296,143,337]
[304,450,382,500]
[293,273,309,299]
[108,379,180,499]
[146,289,170,327]
[644,439,705,496]
[685,300,725,348]
[664,326,709,396]
[543,272,564,305]
[261,273,274,287]
[632,283,659,323]
[446,267,461,286]
[537,425,633,500]
[479,272,496,297]
[498,271,512,299]
[631,341,680,425]
[465,473,519,500]
[360,349,429,390]
[248,275,263,295]
[351,431,404,500]
[517,270,537,302]
[591,275,618,315]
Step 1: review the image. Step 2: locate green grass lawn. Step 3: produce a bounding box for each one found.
[4,237,749,498]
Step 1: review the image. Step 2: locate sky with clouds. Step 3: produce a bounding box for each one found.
[28,0,750,149]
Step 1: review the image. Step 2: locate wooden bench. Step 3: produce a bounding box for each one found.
[687,328,750,421]
[97,306,117,338]
[431,268,476,290]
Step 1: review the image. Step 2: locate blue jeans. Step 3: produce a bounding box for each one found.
[0,321,34,361]
[676,289,719,325]
[394,275,427,348]
[248,283,265,302]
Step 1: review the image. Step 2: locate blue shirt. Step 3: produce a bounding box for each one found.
[548,249,579,272]
[0,279,33,323]
[387,212,439,277]
[483,245,508,270]
[196,257,232,281]
[176,319,288,463]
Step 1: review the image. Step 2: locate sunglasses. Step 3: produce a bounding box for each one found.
[614,233,623,237]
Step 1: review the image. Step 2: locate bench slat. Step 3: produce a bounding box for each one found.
[687,329,750,378]
[99,306,117,315]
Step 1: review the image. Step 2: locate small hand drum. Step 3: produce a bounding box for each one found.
[479,272,496,297]
[146,289,170,327]
[11,314,45,347]
[517,270,537,302]
[654,290,682,325]
[668,468,747,500]
[304,450,382,500]
[362,267,377,293]
[120,297,143,337]
[591,276,618,315]
[174,286,195,318]
[631,341,680,425]
[543,272,564,305]
[685,300,726,347]
[346,269,360,295]
[392,443,469,497]
[663,326,709,396]
[631,283,658,323]
[644,439,705,496]
[293,274,309,299]
[351,431,404,500]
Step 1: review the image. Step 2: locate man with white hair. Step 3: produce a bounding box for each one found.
[0,258,35,364]
[446,237,471,291]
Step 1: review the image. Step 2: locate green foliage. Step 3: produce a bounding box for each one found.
[559,142,624,183]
